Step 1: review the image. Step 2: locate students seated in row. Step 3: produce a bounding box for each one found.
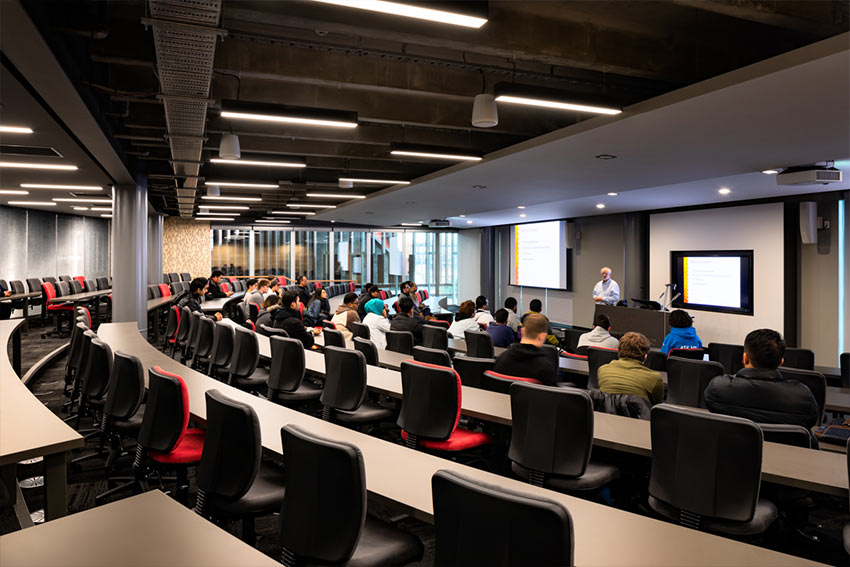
[273,291,320,348]
[357,284,380,320]
[660,309,703,354]
[305,287,330,325]
[243,278,258,298]
[245,278,269,306]
[487,308,516,348]
[704,328,819,428]
[177,277,222,320]
[448,300,480,339]
[503,296,521,332]
[597,332,663,404]
[363,298,391,349]
[576,313,619,353]
[520,299,559,346]
[266,279,281,299]
[472,295,494,328]
[493,313,558,386]
[331,292,361,341]
[390,295,425,344]
[256,295,280,328]
[206,270,233,300]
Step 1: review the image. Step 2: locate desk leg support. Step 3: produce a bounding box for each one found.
[44,453,68,521]
[12,326,21,376]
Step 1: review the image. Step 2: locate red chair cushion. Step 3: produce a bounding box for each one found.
[560,352,588,360]
[485,370,541,385]
[149,429,205,464]
[278,276,286,286]
[401,428,492,451]
[158,284,172,297]
[221,283,230,293]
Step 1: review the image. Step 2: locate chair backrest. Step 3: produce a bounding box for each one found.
[413,345,451,367]
[147,285,157,300]
[158,283,172,298]
[706,342,744,374]
[82,337,113,399]
[451,355,495,388]
[9,280,23,295]
[509,382,593,479]
[842,352,850,388]
[67,322,90,372]
[138,366,191,453]
[165,306,180,342]
[667,347,704,360]
[170,282,182,296]
[353,337,379,366]
[481,370,541,394]
[321,320,337,330]
[323,328,346,348]
[42,276,57,284]
[229,325,260,380]
[464,329,494,358]
[209,321,235,369]
[432,470,574,567]
[70,280,83,294]
[644,350,667,371]
[777,366,826,424]
[586,347,619,389]
[76,306,91,329]
[758,423,814,449]
[180,272,191,282]
[84,279,97,293]
[665,356,724,409]
[562,328,586,354]
[26,278,41,293]
[176,306,193,341]
[57,281,71,297]
[422,324,449,350]
[398,361,461,441]
[259,324,288,338]
[648,404,763,523]
[268,336,306,394]
[168,272,180,283]
[194,316,216,358]
[782,347,815,370]
[279,425,366,564]
[105,351,145,420]
[351,321,370,340]
[320,346,368,412]
[96,276,109,290]
[386,330,414,355]
[187,311,203,352]
[59,275,72,282]
[197,390,261,501]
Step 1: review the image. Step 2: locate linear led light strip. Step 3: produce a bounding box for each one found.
[8,201,56,206]
[210,158,306,168]
[196,217,235,221]
[270,211,316,216]
[53,198,113,204]
[390,150,481,161]
[0,161,78,170]
[310,0,487,28]
[199,205,250,210]
[339,177,410,185]
[204,181,278,188]
[0,125,33,134]
[0,189,28,195]
[494,95,622,115]
[22,184,102,191]
[197,212,240,216]
[305,193,366,199]
[287,204,336,209]
[220,111,357,129]
[256,219,292,223]
[201,195,262,202]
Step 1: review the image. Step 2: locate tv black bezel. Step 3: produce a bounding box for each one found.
[670,250,754,316]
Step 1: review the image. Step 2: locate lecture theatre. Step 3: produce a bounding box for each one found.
[2,1,850,565]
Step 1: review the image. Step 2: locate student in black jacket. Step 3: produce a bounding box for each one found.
[0,281,12,320]
[296,275,311,306]
[357,285,380,320]
[206,270,233,300]
[177,277,222,320]
[273,290,321,348]
[390,295,425,344]
[493,313,558,386]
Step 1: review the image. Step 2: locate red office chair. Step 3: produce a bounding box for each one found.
[41,281,74,338]
[379,290,388,300]
[278,276,287,286]
[221,282,231,294]
[481,370,541,394]
[415,291,423,303]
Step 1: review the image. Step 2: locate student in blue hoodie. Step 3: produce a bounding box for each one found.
[661,309,703,354]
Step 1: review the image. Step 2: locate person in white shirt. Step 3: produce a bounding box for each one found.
[245,278,269,306]
[504,296,521,332]
[362,298,391,350]
[592,266,620,305]
[448,300,482,339]
[472,295,494,328]
[576,313,620,353]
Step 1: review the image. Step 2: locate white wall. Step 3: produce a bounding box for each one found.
[649,203,784,346]
[458,229,481,303]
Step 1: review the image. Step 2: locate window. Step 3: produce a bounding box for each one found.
[438,232,459,302]
[371,231,404,292]
[406,231,436,294]
[294,231,330,282]
[211,229,250,276]
[254,229,291,278]
[334,231,367,285]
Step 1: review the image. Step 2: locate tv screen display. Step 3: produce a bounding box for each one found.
[509,220,571,290]
[670,250,753,315]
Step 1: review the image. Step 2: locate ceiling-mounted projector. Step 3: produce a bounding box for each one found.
[428,219,451,228]
[776,165,842,186]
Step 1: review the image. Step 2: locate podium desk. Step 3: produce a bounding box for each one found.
[595,304,669,347]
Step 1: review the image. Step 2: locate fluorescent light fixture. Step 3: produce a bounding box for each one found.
[305,193,366,199]
[21,184,102,191]
[0,125,33,134]
[401,223,422,226]
[221,111,357,129]
[0,161,77,170]
[494,83,622,116]
[310,0,487,28]
[90,207,112,211]
[196,217,234,221]
[459,214,466,218]
[607,192,619,196]
[221,100,358,129]
[73,207,88,211]
[596,203,606,209]
[52,198,113,204]
[338,177,411,185]
[8,201,56,206]
[270,211,316,216]
[101,214,112,218]
[517,206,525,209]
[203,181,277,188]
[718,188,731,195]
[255,219,292,224]
[519,214,527,218]
[287,204,336,209]
[210,158,306,168]
[390,149,481,161]
[496,95,622,115]
[196,212,240,216]
[201,195,262,202]
[0,189,28,195]
[198,205,250,210]
[761,169,780,175]
[466,220,473,224]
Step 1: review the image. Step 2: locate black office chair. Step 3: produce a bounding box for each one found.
[228,325,269,393]
[452,355,495,388]
[422,324,449,351]
[259,323,288,338]
[464,329,494,359]
[182,311,202,364]
[841,352,849,388]
[194,390,286,544]
[648,404,777,536]
[59,275,72,282]
[162,306,180,351]
[665,356,724,409]
[778,367,826,425]
[667,348,704,361]
[386,330,414,355]
[644,350,667,371]
[706,342,744,375]
[171,306,192,359]
[26,277,41,293]
[321,346,393,425]
[168,272,180,283]
[267,336,322,405]
[586,347,618,389]
[783,348,815,371]
[353,337,379,366]
[279,425,424,566]
[413,345,451,367]
[351,321,370,340]
[432,469,574,567]
[321,320,337,330]
[481,370,541,394]
[180,272,191,282]
[190,316,216,371]
[71,279,83,294]
[207,321,234,378]
[96,277,109,291]
[73,337,113,433]
[322,327,346,349]
[42,276,57,284]
[84,279,97,293]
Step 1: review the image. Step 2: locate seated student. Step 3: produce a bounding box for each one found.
[448,300,481,339]
[305,287,330,326]
[576,313,619,354]
[265,279,281,299]
[492,313,558,386]
[408,281,431,317]
[256,295,281,329]
[597,332,663,404]
[273,291,320,348]
[390,295,425,344]
[331,292,361,340]
[243,278,258,298]
[660,309,703,354]
[205,270,233,300]
[487,308,516,348]
[504,297,521,332]
[357,285,380,320]
[472,295,494,328]
[245,278,269,306]
[704,329,819,428]
[520,299,559,346]
[0,281,12,320]
[362,298,391,350]
[296,275,312,306]
[177,277,222,320]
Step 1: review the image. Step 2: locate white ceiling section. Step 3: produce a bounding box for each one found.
[319,33,850,227]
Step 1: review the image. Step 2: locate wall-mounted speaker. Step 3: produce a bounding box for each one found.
[799,201,817,244]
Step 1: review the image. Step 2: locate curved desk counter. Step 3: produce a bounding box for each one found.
[0,319,84,520]
[97,322,818,566]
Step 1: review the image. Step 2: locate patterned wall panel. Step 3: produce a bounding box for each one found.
[163,217,211,280]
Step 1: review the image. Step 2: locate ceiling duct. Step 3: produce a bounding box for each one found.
[144,1,226,217]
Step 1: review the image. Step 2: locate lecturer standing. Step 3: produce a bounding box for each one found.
[593,266,620,305]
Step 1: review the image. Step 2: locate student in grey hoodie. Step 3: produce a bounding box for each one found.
[576,313,619,354]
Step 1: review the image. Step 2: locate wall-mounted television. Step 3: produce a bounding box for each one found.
[670,250,754,315]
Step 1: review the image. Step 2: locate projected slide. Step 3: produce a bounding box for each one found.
[511,220,567,289]
[682,256,741,309]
